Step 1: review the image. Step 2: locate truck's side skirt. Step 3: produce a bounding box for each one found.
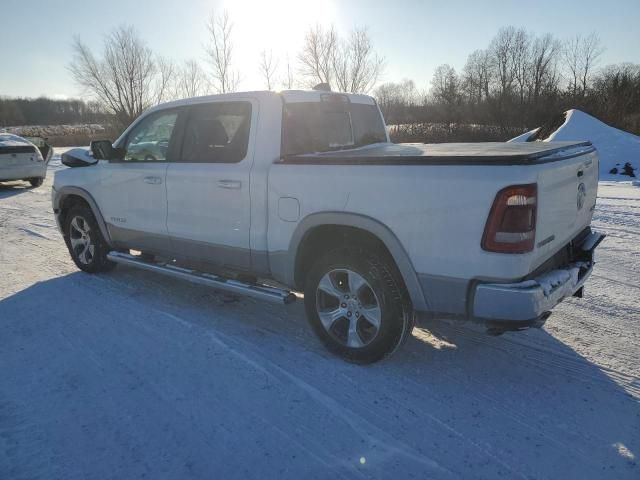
[107,251,296,305]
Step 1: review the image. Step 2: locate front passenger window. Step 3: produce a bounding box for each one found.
[124,111,178,162]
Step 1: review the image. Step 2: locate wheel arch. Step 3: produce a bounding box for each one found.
[286,212,428,311]
[54,186,112,245]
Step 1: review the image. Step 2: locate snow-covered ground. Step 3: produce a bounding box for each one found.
[510,109,640,181]
[1,151,639,479]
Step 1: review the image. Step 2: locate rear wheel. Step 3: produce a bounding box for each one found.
[304,247,414,363]
[64,206,115,273]
[29,177,44,188]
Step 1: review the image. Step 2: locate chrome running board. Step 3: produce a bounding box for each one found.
[107,251,297,305]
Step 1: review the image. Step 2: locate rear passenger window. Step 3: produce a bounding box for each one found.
[181,102,252,163]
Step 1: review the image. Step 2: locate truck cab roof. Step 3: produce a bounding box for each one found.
[148,90,376,114]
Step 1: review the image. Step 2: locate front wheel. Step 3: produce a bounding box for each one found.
[29,177,44,187]
[304,247,414,363]
[64,206,115,273]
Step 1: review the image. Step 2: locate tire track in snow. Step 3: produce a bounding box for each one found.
[429,323,640,399]
[53,309,248,479]
[155,310,458,479]
[592,273,640,290]
[153,310,366,479]
[17,227,53,240]
[403,329,639,472]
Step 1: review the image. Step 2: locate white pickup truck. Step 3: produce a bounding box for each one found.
[53,89,604,363]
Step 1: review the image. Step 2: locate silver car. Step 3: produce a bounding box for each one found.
[0,134,52,187]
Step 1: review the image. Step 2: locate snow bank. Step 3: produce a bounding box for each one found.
[509,109,639,181]
[509,128,539,143]
[0,124,107,138]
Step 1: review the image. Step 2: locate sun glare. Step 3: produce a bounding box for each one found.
[219,0,337,89]
[223,0,336,53]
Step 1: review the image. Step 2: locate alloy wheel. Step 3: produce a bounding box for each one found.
[315,269,382,348]
[69,216,95,265]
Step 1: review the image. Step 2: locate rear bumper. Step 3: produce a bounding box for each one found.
[472,230,605,328]
[0,164,46,181]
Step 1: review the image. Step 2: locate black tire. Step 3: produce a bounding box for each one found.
[304,247,414,364]
[29,177,44,188]
[64,205,116,273]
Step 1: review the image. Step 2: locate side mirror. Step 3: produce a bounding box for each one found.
[61,148,99,168]
[90,139,116,160]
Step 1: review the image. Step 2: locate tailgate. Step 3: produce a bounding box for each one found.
[533,145,599,266]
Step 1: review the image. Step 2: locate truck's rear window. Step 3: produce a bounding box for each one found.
[282,102,386,156]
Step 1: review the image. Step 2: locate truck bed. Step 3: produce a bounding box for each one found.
[279,141,595,165]
[270,137,600,294]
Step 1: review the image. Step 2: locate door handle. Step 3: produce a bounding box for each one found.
[143,176,162,185]
[218,179,242,189]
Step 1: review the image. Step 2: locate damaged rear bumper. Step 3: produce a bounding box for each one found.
[472,230,605,331]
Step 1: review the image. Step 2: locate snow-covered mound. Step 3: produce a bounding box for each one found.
[509,128,539,143]
[1,124,107,138]
[509,109,639,181]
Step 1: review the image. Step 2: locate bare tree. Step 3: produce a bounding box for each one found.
[563,35,582,96]
[530,33,561,101]
[298,24,338,87]
[205,10,239,93]
[591,63,640,128]
[298,25,384,93]
[283,53,295,89]
[333,28,384,93]
[374,79,419,124]
[259,49,278,90]
[431,64,462,126]
[174,60,210,99]
[431,64,460,105]
[563,32,604,96]
[69,25,171,129]
[462,49,493,104]
[155,57,176,103]
[374,79,418,108]
[579,33,605,94]
[511,28,531,104]
[489,26,517,98]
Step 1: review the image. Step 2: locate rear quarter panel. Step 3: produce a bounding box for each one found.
[267,163,544,283]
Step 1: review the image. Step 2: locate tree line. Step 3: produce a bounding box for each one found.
[375,27,640,140]
[2,17,638,141]
[0,97,110,128]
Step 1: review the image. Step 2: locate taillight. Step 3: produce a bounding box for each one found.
[482,184,537,253]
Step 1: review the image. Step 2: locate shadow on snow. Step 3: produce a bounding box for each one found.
[1,268,638,479]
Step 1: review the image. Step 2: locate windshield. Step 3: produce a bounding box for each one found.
[282,101,387,156]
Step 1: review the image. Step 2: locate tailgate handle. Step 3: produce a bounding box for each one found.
[577,170,584,177]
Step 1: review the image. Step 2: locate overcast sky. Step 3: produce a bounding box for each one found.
[2,0,639,98]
